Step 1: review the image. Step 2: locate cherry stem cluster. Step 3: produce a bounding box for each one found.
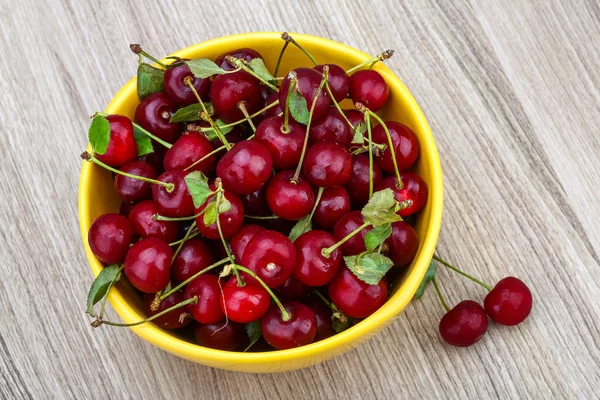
[94,296,197,328]
[281,32,318,66]
[346,50,394,74]
[224,56,279,92]
[95,112,172,149]
[130,44,167,69]
[322,221,370,258]
[197,101,280,134]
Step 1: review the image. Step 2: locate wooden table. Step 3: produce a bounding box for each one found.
[1,0,599,398]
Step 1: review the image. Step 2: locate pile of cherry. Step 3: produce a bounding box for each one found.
[84,34,532,352]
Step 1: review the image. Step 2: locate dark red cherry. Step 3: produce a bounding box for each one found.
[332,211,372,256]
[216,141,272,194]
[194,321,245,351]
[439,300,488,347]
[95,115,138,167]
[137,147,165,174]
[376,173,428,217]
[240,188,269,216]
[264,91,283,118]
[309,107,352,147]
[306,300,335,341]
[266,170,315,220]
[261,302,317,350]
[171,238,215,284]
[152,170,195,217]
[254,116,305,169]
[220,281,270,323]
[265,218,296,236]
[195,190,244,239]
[119,201,135,218]
[184,275,225,324]
[279,68,331,122]
[124,237,172,293]
[328,267,388,318]
[314,64,349,102]
[277,277,310,301]
[385,221,418,268]
[372,121,419,172]
[345,154,383,208]
[229,224,266,262]
[241,230,296,288]
[114,160,156,204]
[484,277,532,326]
[313,186,351,229]
[211,71,262,123]
[343,109,364,128]
[163,63,211,106]
[128,200,179,243]
[294,230,341,287]
[303,141,352,187]
[143,290,190,330]
[163,132,215,174]
[349,70,389,112]
[215,48,263,71]
[134,92,181,143]
[88,213,133,264]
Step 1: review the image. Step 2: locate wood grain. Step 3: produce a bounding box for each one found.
[1,0,599,398]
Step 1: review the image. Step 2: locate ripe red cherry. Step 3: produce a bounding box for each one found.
[128,200,178,243]
[484,277,532,326]
[215,48,263,71]
[385,221,419,268]
[114,160,156,204]
[88,213,133,264]
[372,121,419,172]
[294,230,342,286]
[196,190,244,240]
[152,170,195,217]
[303,141,352,187]
[143,291,190,330]
[95,115,138,167]
[343,109,364,128]
[328,267,388,318]
[134,92,181,143]
[194,321,246,351]
[254,116,305,169]
[306,300,335,341]
[229,224,266,262]
[309,107,352,147]
[163,63,211,106]
[279,68,331,122]
[313,186,351,229]
[376,173,428,217]
[211,71,262,122]
[163,132,215,174]
[240,188,269,216]
[345,154,383,208]
[120,202,135,218]
[137,147,165,174]
[216,141,273,194]
[332,211,372,256]
[264,91,283,118]
[314,64,349,102]
[277,277,310,301]
[439,300,488,347]
[261,302,317,350]
[184,275,225,324]
[241,230,296,288]
[349,70,389,112]
[221,281,270,323]
[171,238,215,284]
[124,237,172,293]
[266,170,315,220]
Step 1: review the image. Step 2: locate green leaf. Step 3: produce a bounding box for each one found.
[184,171,212,208]
[364,223,392,252]
[414,260,436,300]
[289,91,310,125]
[86,265,122,316]
[332,311,352,333]
[351,121,367,144]
[218,197,231,214]
[133,125,154,156]
[248,58,276,84]
[137,63,164,99]
[203,201,217,226]
[288,215,312,242]
[170,103,214,123]
[244,321,262,351]
[361,188,403,227]
[344,253,394,285]
[88,115,111,155]
[185,58,227,79]
[204,119,233,141]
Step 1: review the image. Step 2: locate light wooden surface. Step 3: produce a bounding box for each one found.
[1,0,599,398]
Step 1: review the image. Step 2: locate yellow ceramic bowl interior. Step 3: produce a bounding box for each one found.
[78,32,443,373]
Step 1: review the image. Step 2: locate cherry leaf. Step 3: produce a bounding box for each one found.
[351,121,367,144]
[88,115,111,155]
[244,320,262,351]
[133,125,154,156]
[137,63,164,99]
[204,119,233,140]
[289,91,310,125]
[218,197,231,213]
[364,223,392,252]
[248,58,276,85]
[170,103,213,123]
[86,265,122,316]
[361,188,403,227]
[185,58,228,79]
[414,260,436,300]
[344,253,394,285]
[203,201,217,226]
[288,215,312,242]
[184,171,212,208]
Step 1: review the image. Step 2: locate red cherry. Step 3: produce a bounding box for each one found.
[194,321,245,351]
[277,277,310,301]
[163,132,215,174]
[265,218,296,236]
[313,186,351,229]
[216,141,273,195]
[332,211,372,256]
[328,267,388,318]
[254,116,305,169]
[241,230,296,288]
[372,121,419,172]
[266,170,315,220]
[143,290,190,330]
[343,109,364,128]
[240,188,269,216]
[163,63,211,106]
[88,213,133,264]
[264,91,283,118]
[137,147,165,174]
[184,275,225,324]
[306,300,335,341]
[261,302,317,350]
[279,68,331,122]
[220,281,270,323]
[309,107,352,147]
[294,230,342,286]
[303,141,352,187]
[484,277,532,326]
[95,115,138,167]
[376,173,428,217]
[439,300,488,347]
[345,154,383,208]
[314,64,349,102]
[119,201,135,218]
[215,48,262,71]
[195,190,245,240]
[349,70,389,112]
[124,237,172,293]
[152,170,195,218]
[229,224,266,262]
[134,92,181,143]
[385,221,419,268]
[211,71,262,122]
[114,160,156,204]
[171,238,215,284]
[128,200,179,243]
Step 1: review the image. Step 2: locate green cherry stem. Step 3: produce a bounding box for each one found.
[224,56,279,92]
[232,265,291,321]
[345,50,394,74]
[214,186,235,265]
[432,276,450,312]
[95,112,172,149]
[282,32,317,66]
[130,44,167,69]
[183,145,226,172]
[324,79,355,130]
[301,186,324,231]
[366,113,374,198]
[245,215,279,220]
[158,258,230,302]
[432,254,493,291]
[154,203,212,222]
[168,230,200,246]
[364,109,404,189]
[198,101,280,133]
[237,101,256,132]
[281,75,297,134]
[173,221,197,261]
[273,33,291,77]
[321,221,370,258]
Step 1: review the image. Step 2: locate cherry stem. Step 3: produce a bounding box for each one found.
[130,44,167,69]
[322,221,370,258]
[154,203,212,222]
[173,221,196,261]
[245,214,279,220]
[198,101,280,133]
[366,111,404,189]
[282,32,317,66]
[97,265,124,319]
[324,79,354,129]
[273,35,290,77]
[281,75,297,134]
[225,56,279,92]
[232,265,291,321]
[305,186,324,226]
[433,254,493,291]
[432,276,450,312]
[237,101,256,132]
[158,258,230,301]
[95,112,172,149]
[183,146,226,172]
[345,50,394,74]
[81,152,174,192]
[215,187,235,265]
[366,113,374,198]
[168,230,199,246]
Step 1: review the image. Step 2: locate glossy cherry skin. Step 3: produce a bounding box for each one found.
[306,300,335,341]
[254,116,305,169]
[134,92,181,143]
[343,109,364,129]
[385,221,419,268]
[376,173,428,217]
[196,189,244,239]
[313,186,351,229]
[114,160,156,204]
[261,302,316,350]
[229,224,266,262]
[328,267,388,318]
[215,48,263,71]
[88,213,134,264]
[294,230,342,287]
[309,106,352,147]
[152,170,195,217]
[163,63,211,106]
[216,141,273,194]
[194,321,246,351]
[124,237,172,293]
[240,188,269,216]
[345,154,383,207]
[279,68,331,122]
[484,277,532,326]
[96,115,138,167]
[266,170,315,220]
[264,91,283,118]
[332,211,372,256]
[128,200,179,243]
[211,71,262,122]
[184,275,225,324]
[439,300,488,347]
[372,121,419,172]
[277,276,310,301]
[143,290,190,330]
[349,70,390,112]
[171,238,215,284]
[303,141,352,187]
[220,280,270,323]
[241,230,296,288]
[163,132,215,174]
[314,64,349,102]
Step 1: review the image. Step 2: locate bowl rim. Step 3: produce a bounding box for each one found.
[79,31,444,367]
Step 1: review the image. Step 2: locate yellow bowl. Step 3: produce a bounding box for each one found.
[78,32,443,372]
